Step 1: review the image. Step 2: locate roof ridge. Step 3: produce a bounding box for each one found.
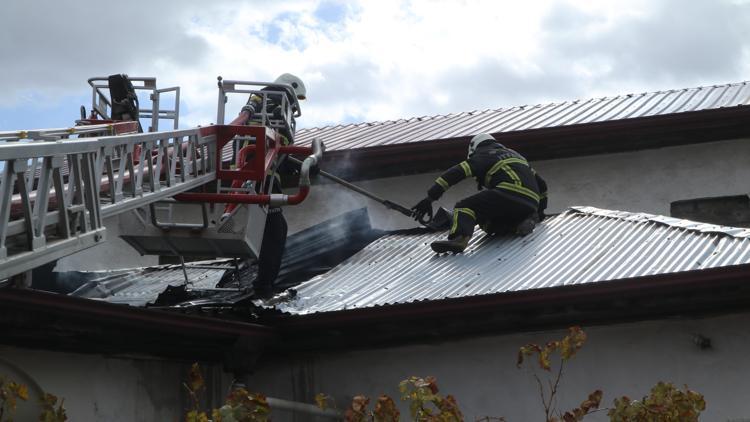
[299,108,501,132]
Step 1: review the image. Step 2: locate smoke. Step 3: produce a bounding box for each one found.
[284,178,373,234]
[294,171,466,232]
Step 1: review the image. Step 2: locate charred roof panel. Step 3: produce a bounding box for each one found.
[274,207,750,315]
[66,208,383,307]
[68,261,233,307]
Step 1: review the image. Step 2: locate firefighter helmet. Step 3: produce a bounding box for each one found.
[275,73,307,100]
[467,133,496,158]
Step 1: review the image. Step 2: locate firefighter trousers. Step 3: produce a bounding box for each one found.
[450,189,537,239]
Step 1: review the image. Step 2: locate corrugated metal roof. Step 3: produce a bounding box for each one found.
[274,207,750,315]
[295,81,750,151]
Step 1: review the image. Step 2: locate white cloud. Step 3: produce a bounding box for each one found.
[1,0,748,131]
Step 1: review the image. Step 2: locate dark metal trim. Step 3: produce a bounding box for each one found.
[0,287,274,338]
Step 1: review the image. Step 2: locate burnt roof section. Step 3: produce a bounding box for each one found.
[64,208,383,308]
[271,207,750,316]
[0,208,382,360]
[293,81,750,180]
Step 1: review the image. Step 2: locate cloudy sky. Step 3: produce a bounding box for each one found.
[1,0,749,131]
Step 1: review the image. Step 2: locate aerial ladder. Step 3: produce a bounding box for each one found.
[0,75,323,283]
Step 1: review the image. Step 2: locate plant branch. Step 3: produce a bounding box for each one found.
[551,360,565,400]
[549,359,565,416]
[533,372,551,420]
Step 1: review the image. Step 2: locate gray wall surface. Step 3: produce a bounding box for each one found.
[248,313,750,422]
[0,347,229,421]
[283,138,750,234]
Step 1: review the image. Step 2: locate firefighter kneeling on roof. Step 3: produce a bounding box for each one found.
[411,133,548,254]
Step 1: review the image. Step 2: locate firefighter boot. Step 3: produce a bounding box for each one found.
[431,235,471,254]
[514,214,540,236]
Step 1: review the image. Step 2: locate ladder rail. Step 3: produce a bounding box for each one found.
[215,77,300,136]
[0,122,139,142]
[0,128,216,280]
[86,76,180,132]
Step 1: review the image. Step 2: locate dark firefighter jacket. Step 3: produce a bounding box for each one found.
[240,86,300,180]
[427,142,548,215]
[244,86,298,143]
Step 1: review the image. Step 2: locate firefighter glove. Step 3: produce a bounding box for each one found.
[411,197,434,223]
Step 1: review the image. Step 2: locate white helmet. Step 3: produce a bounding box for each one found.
[467,133,496,158]
[274,73,307,100]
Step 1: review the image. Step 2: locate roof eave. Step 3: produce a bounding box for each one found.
[266,264,750,346]
[0,288,274,360]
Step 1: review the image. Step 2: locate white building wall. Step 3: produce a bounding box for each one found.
[0,347,229,421]
[248,313,750,422]
[284,138,750,234]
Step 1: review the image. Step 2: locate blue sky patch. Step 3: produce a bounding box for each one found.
[0,94,89,131]
[314,1,347,24]
[255,11,308,50]
[0,92,189,131]
[265,21,283,45]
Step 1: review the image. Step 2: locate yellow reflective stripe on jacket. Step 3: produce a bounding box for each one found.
[503,164,522,185]
[436,177,450,190]
[484,157,529,186]
[459,161,472,177]
[496,182,541,202]
[451,208,477,234]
